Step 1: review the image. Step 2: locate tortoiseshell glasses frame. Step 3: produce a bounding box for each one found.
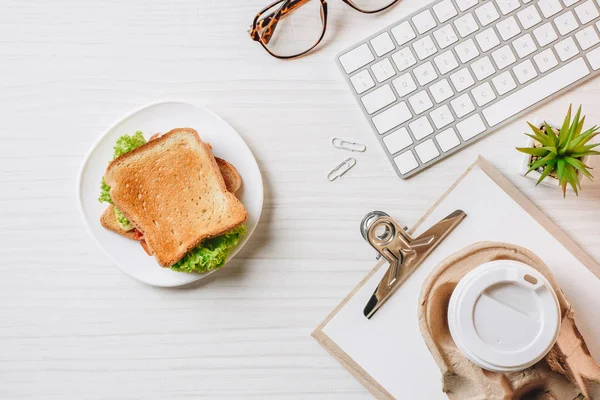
[249,0,400,59]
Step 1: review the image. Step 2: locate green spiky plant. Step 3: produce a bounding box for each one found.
[517,105,600,196]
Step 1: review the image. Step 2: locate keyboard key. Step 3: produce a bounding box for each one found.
[412,9,437,34]
[414,61,438,85]
[454,13,479,37]
[383,128,413,154]
[518,5,542,29]
[576,26,600,50]
[413,36,438,60]
[513,34,537,58]
[555,11,578,36]
[436,128,461,152]
[554,37,579,61]
[409,116,434,139]
[471,82,496,106]
[450,94,475,117]
[361,84,396,114]
[586,46,600,69]
[415,139,440,163]
[482,58,590,126]
[457,114,486,140]
[394,150,419,174]
[575,0,599,24]
[563,0,580,5]
[409,90,434,114]
[538,0,562,18]
[513,59,538,83]
[391,21,416,46]
[475,28,500,52]
[371,59,396,82]
[392,47,417,71]
[434,50,459,74]
[430,79,454,103]
[492,45,517,69]
[450,67,476,91]
[372,102,412,133]
[455,38,479,63]
[533,23,558,47]
[350,69,375,94]
[471,56,496,80]
[392,73,418,97]
[492,71,517,95]
[534,48,559,72]
[475,2,500,26]
[496,16,522,41]
[340,44,374,74]
[433,0,458,23]
[496,0,520,15]
[455,0,478,12]
[430,105,455,129]
[433,25,459,49]
[370,32,396,57]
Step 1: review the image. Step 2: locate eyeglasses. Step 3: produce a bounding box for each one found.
[249,0,400,59]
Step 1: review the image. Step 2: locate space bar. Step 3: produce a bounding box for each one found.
[482,58,590,127]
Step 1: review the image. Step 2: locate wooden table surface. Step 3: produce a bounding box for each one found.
[2,0,600,398]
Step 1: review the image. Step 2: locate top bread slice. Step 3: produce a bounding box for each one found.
[104,128,248,267]
[149,132,242,193]
[101,158,242,240]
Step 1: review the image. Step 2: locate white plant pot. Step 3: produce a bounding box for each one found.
[518,117,594,191]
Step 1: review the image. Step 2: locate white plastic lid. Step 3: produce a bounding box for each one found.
[447,260,561,372]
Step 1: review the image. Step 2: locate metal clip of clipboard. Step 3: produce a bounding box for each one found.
[360,210,467,319]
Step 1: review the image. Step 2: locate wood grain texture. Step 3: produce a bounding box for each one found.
[1,0,600,398]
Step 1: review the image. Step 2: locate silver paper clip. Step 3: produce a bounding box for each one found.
[360,210,467,319]
[328,157,356,181]
[332,138,366,152]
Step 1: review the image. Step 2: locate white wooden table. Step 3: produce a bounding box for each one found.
[2,1,600,398]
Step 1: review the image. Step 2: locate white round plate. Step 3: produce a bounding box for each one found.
[77,101,263,287]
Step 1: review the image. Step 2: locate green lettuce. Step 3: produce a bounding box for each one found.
[114,207,134,231]
[98,131,148,228]
[113,131,147,158]
[99,177,113,205]
[170,225,246,273]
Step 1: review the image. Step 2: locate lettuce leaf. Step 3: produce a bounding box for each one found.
[170,225,246,273]
[114,207,134,231]
[98,131,148,227]
[99,177,113,205]
[113,131,147,158]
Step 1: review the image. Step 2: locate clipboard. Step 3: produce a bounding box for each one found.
[312,157,600,399]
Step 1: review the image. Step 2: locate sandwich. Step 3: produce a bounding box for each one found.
[98,128,248,273]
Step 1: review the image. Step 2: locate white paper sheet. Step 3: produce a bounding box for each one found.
[322,166,600,399]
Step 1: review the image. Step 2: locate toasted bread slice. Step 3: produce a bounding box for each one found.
[104,128,248,267]
[100,205,140,240]
[150,133,241,193]
[101,158,242,240]
[216,158,242,193]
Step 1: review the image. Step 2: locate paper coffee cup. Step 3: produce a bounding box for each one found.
[447,260,561,372]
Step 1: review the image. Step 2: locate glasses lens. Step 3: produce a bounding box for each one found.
[257,0,325,58]
[347,0,398,13]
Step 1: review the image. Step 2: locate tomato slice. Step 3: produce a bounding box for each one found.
[140,240,152,256]
[131,228,144,241]
[129,228,152,255]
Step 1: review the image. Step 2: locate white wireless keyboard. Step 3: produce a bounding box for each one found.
[337,0,600,178]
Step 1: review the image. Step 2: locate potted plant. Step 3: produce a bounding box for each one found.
[517,105,600,196]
